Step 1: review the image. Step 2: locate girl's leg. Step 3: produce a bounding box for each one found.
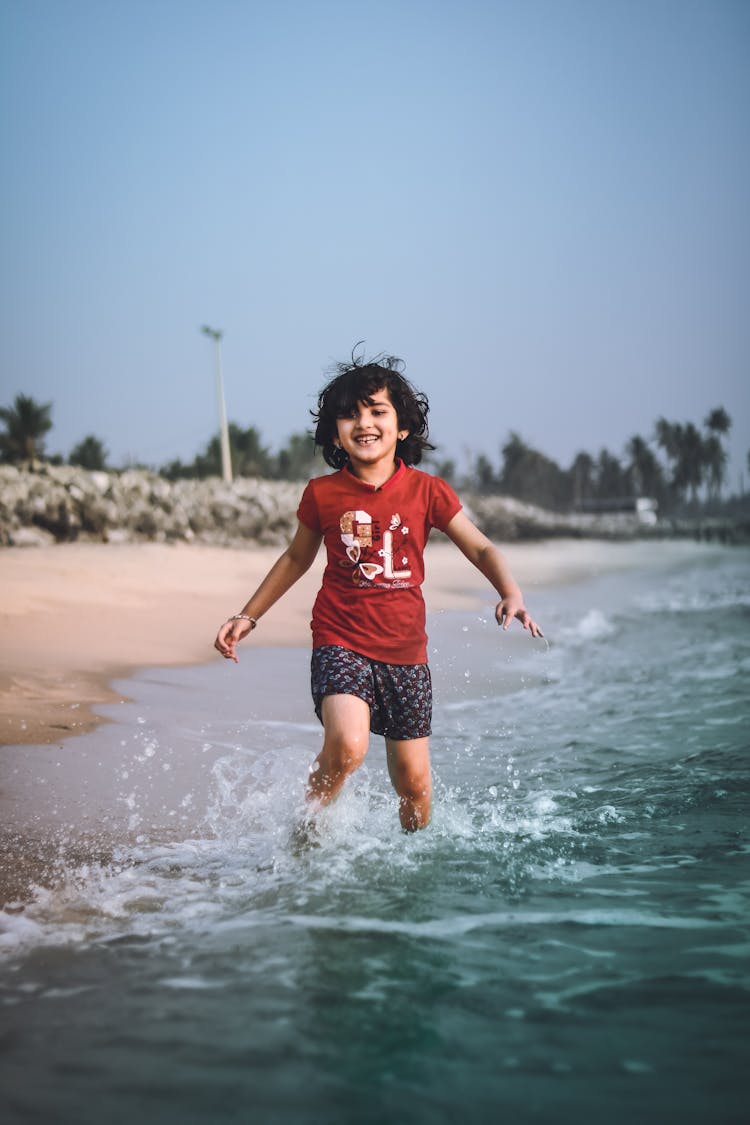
[306,694,371,809]
[385,737,432,831]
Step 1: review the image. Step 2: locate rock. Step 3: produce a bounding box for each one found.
[102,528,134,545]
[89,471,111,494]
[8,525,57,547]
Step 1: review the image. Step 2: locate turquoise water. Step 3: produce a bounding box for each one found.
[1,545,748,1123]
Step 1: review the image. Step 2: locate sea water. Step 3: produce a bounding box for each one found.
[1,545,748,1124]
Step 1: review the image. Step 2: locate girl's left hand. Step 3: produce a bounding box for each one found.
[214,617,254,662]
[496,597,544,638]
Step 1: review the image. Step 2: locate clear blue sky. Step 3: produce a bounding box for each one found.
[1,0,748,486]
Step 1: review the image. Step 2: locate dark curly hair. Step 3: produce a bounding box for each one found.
[312,351,434,470]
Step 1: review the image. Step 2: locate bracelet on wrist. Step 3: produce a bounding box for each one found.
[229,614,257,629]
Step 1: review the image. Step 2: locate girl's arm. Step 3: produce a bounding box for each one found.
[214,521,323,662]
[443,511,543,637]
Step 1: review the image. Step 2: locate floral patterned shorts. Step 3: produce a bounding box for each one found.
[311,645,432,740]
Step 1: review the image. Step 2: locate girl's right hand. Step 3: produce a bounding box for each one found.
[214,618,253,663]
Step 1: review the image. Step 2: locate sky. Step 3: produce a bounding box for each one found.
[1,0,748,487]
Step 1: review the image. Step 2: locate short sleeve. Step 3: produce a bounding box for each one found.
[429,476,462,531]
[296,479,321,532]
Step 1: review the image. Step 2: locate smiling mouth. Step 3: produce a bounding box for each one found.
[354,435,379,444]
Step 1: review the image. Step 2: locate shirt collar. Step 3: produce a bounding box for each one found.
[344,458,407,492]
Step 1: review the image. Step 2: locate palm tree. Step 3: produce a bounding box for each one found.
[230,424,273,478]
[655,418,699,504]
[0,393,53,462]
[569,451,595,507]
[703,434,727,502]
[625,434,664,499]
[704,407,731,438]
[474,452,497,494]
[655,417,682,464]
[498,432,567,508]
[273,431,319,480]
[69,434,109,471]
[703,407,731,500]
[594,448,626,500]
[674,422,706,504]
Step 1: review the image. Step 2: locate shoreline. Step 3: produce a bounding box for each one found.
[0,537,730,747]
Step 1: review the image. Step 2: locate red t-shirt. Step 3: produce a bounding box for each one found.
[297,460,462,664]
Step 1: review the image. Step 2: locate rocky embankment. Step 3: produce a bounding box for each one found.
[0,464,745,546]
[0,464,303,547]
[467,494,747,543]
[466,494,644,540]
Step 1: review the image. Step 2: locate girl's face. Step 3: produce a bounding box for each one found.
[335,386,408,473]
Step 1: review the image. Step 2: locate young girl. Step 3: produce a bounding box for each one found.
[214,354,542,832]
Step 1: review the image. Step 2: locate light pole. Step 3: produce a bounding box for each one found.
[201,325,233,485]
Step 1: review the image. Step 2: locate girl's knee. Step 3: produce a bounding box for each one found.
[320,696,371,776]
[386,738,432,801]
[393,764,431,801]
[321,731,369,775]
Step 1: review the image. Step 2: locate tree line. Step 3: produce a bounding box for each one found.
[432,406,734,512]
[0,392,742,513]
[0,393,321,482]
[160,424,320,482]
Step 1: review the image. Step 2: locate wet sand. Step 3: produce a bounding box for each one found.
[0,537,701,746]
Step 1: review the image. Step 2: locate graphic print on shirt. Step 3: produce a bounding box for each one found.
[339,509,412,586]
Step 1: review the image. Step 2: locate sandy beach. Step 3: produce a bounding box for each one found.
[0,537,710,746]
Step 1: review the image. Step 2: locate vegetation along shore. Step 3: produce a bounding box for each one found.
[1,394,748,546]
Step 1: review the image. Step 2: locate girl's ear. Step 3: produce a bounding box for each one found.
[398,431,408,441]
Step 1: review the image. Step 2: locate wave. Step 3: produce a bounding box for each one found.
[2,736,745,963]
